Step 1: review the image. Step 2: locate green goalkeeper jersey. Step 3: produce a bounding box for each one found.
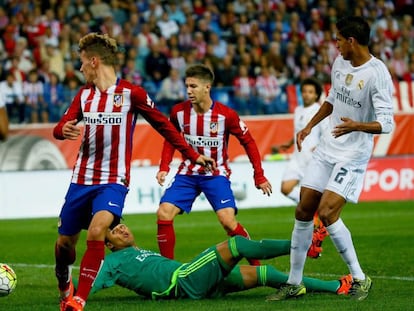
[92,246,182,298]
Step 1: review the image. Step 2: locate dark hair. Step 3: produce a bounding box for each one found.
[336,16,371,46]
[185,64,215,84]
[301,77,323,101]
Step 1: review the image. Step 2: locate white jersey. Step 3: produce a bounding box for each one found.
[293,103,326,153]
[282,103,327,182]
[319,55,394,162]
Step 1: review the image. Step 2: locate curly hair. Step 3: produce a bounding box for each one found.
[78,33,118,66]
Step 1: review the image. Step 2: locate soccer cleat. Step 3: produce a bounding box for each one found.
[349,275,372,301]
[64,295,85,311]
[247,258,261,266]
[307,214,329,258]
[59,279,74,311]
[266,283,306,301]
[337,274,353,295]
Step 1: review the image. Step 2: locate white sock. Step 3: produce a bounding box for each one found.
[287,186,300,203]
[327,218,365,280]
[287,219,313,285]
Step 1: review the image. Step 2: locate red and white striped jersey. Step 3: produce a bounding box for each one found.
[159,101,267,186]
[53,79,199,186]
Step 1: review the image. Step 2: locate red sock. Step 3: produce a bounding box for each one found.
[55,242,76,292]
[228,222,251,239]
[76,240,105,301]
[228,223,261,266]
[157,220,175,259]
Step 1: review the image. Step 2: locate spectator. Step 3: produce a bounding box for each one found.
[0,71,24,123]
[157,11,179,40]
[155,68,186,115]
[255,66,286,114]
[23,69,47,123]
[44,71,65,122]
[232,64,256,115]
[144,41,171,85]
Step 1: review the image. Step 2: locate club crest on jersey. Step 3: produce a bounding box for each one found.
[345,74,353,86]
[113,94,123,107]
[210,122,218,133]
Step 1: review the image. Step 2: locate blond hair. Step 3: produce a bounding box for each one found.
[78,33,118,66]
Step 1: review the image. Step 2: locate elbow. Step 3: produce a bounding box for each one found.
[379,119,394,134]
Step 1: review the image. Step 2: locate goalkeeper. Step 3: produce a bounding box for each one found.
[84,224,351,302]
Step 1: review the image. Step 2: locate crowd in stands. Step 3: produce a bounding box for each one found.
[0,0,413,123]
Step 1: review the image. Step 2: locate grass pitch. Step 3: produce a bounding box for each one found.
[0,200,413,311]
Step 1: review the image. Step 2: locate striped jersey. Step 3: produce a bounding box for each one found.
[53,79,199,186]
[321,55,394,162]
[159,101,266,186]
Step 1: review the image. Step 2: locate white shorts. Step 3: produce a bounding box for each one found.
[301,151,368,203]
[282,151,313,182]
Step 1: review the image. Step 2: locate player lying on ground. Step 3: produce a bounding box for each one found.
[70,224,352,304]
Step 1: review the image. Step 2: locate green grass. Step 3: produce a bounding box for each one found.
[0,201,413,311]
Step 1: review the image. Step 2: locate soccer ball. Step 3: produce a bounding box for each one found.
[0,263,17,296]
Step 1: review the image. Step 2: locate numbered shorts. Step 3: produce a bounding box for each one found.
[301,151,368,203]
[58,183,128,235]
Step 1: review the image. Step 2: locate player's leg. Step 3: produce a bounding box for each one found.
[215,236,291,270]
[55,183,90,310]
[68,184,126,309]
[156,202,181,259]
[221,265,349,295]
[55,233,79,308]
[281,179,300,203]
[203,176,261,266]
[156,175,199,259]
[321,161,372,300]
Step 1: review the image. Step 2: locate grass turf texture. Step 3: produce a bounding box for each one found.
[0,201,413,311]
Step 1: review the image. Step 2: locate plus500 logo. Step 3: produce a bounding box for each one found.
[83,112,123,125]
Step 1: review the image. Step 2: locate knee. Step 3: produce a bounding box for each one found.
[87,225,107,240]
[217,215,237,233]
[157,203,178,221]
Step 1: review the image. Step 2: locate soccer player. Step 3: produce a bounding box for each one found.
[268,16,394,301]
[0,92,9,141]
[155,64,272,265]
[271,78,329,258]
[53,33,215,311]
[87,223,352,302]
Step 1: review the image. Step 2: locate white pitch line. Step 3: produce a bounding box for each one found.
[10,263,414,281]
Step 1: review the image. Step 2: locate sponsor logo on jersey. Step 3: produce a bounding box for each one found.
[345,74,353,86]
[210,122,218,133]
[113,93,123,107]
[83,112,123,125]
[184,134,220,147]
[358,80,364,90]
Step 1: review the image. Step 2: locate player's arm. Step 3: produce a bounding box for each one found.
[297,101,332,151]
[53,89,83,140]
[333,80,394,137]
[136,90,216,170]
[230,113,272,196]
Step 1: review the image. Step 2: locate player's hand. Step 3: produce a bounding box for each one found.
[195,155,216,172]
[296,127,311,152]
[332,117,355,138]
[156,171,168,186]
[62,119,81,140]
[257,181,272,196]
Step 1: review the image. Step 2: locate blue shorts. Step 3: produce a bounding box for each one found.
[160,175,237,214]
[58,183,128,235]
